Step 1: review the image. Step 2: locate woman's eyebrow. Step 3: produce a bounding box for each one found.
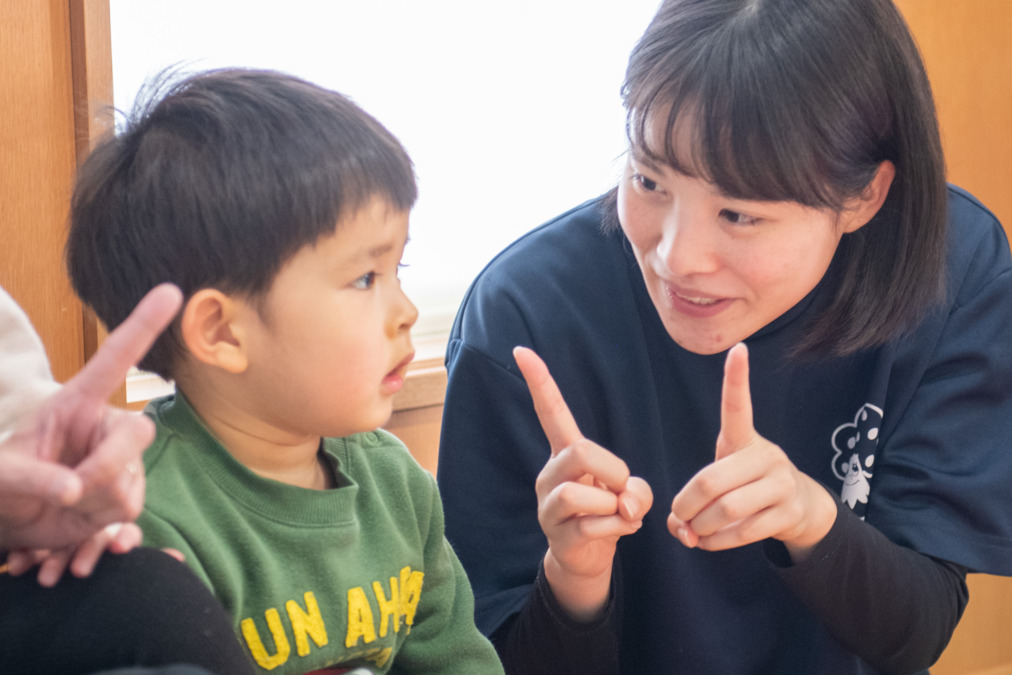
[630,147,665,175]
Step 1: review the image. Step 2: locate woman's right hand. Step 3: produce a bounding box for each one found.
[514,346,653,622]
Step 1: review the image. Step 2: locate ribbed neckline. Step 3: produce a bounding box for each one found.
[149,394,361,526]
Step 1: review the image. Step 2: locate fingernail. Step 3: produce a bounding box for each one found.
[677,527,695,548]
[620,496,638,520]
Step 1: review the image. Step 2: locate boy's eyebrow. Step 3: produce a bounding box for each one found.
[371,234,410,258]
[367,243,394,257]
[351,241,398,261]
[346,233,409,263]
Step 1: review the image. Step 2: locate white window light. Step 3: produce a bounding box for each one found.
[111,0,661,400]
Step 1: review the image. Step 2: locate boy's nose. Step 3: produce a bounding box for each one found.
[396,288,419,334]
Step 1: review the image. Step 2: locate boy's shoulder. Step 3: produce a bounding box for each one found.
[142,394,189,463]
[325,428,436,494]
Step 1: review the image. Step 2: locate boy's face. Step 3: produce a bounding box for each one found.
[239,198,417,439]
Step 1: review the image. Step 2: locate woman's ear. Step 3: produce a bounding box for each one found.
[179,289,249,374]
[839,160,896,234]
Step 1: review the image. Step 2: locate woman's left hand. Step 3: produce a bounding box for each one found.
[668,343,837,562]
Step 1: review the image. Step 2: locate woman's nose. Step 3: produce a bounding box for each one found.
[656,207,719,277]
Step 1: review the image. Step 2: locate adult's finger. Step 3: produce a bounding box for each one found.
[0,449,82,505]
[107,522,143,554]
[541,481,622,524]
[716,342,756,460]
[618,476,653,521]
[66,283,182,404]
[537,439,631,496]
[36,547,74,587]
[74,411,154,494]
[69,522,141,579]
[514,346,584,455]
[5,549,47,577]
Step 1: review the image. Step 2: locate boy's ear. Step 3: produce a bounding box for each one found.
[179,289,250,374]
[839,160,896,234]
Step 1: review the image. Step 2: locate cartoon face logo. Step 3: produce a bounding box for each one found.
[831,404,883,510]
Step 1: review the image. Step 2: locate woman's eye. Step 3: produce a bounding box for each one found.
[632,173,659,192]
[352,271,376,290]
[720,209,760,226]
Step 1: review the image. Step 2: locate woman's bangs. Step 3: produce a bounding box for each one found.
[626,37,844,209]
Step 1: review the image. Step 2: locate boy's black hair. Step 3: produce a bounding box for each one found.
[605,0,947,356]
[67,68,417,378]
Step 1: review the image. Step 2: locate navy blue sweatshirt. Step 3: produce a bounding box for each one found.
[438,186,1012,674]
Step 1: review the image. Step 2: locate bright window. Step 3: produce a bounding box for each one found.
[111,1,660,399]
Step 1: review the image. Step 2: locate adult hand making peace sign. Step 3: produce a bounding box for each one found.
[668,343,837,562]
[0,284,183,585]
[513,346,653,622]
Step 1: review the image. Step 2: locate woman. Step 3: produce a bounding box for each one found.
[437,0,1012,672]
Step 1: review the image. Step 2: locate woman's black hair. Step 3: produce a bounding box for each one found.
[66,68,417,378]
[607,0,947,356]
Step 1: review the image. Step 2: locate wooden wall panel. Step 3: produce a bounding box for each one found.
[384,405,442,476]
[934,573,1012,674]
[893,4,1012,673]
[896,0,1012,239]
[0,0,83,382]
[68,0,121,403]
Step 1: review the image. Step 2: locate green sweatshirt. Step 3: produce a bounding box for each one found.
[139,394,503,675]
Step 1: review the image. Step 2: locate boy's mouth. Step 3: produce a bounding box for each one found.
[381,351,415,394]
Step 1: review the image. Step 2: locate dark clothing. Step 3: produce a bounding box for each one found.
[0,547,253,675]
[438,186,1012,673]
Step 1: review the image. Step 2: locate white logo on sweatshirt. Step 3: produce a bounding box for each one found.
[831,404,882,510]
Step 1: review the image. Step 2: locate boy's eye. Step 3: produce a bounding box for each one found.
[719,209,760,226]
[352,271,376,290]
[632,173,659,192]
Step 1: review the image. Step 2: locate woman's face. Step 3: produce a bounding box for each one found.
[617,120,875,355]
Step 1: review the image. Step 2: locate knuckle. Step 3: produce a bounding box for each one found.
[785,498,806,525]
[718,495,745,522]
[122,499,143,523]
[771,467,797,495]
[545,397,569,418]
[695,471,721,497]
[737,517,766,544]
[566,440,592,464]
[574,517,600,540]
[761,441,787,463]
[555,482,581,509]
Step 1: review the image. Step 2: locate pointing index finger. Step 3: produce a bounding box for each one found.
[513,346,583,456]
[717,342,755,460]
[67,284,183,404]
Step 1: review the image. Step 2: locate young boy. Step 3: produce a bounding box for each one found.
[66,68,503,675]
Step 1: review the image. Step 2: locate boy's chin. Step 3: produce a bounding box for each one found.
[339,405,395,437]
